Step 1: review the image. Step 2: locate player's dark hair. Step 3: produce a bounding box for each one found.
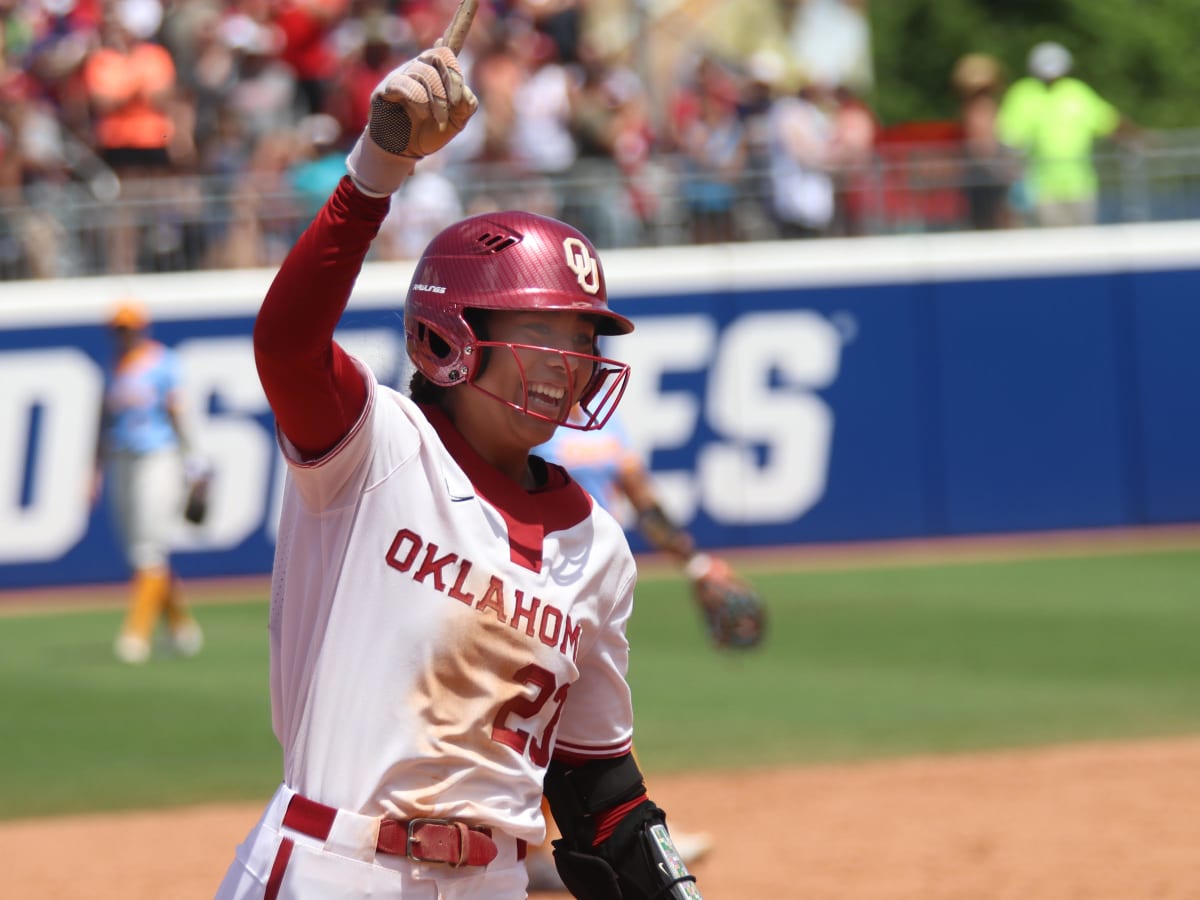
[408,370,445,404]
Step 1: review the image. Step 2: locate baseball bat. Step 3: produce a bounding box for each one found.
[442,0,479,54]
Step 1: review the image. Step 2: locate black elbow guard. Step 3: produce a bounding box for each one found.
[544,754,701,900]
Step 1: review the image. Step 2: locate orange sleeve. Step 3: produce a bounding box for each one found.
[82,48,140,105]
[134,43,176,96]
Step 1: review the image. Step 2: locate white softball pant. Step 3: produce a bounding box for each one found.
[109,448,183,570]
[216,784,531,899]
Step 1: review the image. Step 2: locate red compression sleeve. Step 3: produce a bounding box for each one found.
[253,176,391,458]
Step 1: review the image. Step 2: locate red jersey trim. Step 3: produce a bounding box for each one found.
[551,737,634,765]
[592,792,648,846]
[281,362,376,469]
[419,404,594,573]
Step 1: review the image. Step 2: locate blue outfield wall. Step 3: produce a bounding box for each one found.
[1,222,1198,589]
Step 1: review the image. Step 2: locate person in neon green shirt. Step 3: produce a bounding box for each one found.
[997,41,1132,227]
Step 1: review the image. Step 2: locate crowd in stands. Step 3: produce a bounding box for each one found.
[0,0,1147,278]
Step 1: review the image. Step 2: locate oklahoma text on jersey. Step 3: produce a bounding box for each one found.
[385,527,583,660]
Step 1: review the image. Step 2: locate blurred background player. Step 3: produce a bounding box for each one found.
[540,404,766,651]
[92,298,204,664]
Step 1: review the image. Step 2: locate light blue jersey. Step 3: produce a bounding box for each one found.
[103,341,182,455]
[536,414,635,514]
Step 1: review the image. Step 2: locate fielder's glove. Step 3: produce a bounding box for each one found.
[346,44,478,197]
[182,456,212,526]
[685,554,767,650]
[183,480,208,525]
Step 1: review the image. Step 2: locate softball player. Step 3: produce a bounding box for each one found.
[540,408,766,651]
[93,299,203,663]
[216,39,700,900]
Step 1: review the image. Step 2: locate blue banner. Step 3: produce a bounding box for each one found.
[2,224,1198,589]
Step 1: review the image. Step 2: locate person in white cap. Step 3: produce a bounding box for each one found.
[996,40,1137,227]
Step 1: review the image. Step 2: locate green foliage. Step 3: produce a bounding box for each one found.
[868,0,1200,127]
[2,546,1199,819]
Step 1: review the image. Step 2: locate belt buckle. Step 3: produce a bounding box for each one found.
[406,817,472,867]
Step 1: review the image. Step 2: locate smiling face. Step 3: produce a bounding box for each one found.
[443,309,606,480]
[486,309,598,409]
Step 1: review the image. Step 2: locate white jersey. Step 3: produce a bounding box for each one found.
[268,359,638,845]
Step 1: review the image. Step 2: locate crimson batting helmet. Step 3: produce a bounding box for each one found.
[405,211,634,430]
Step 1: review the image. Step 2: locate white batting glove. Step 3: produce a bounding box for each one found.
[346,44,478,197]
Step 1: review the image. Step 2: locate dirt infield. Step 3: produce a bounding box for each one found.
[4,526,1198,897]
[3,735,1199,899]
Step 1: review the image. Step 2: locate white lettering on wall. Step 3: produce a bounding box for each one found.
[0,316,839,577]
[612,315,716,524]
[173,337,274,549]
[0,350,100,562]
[700,311,839,523]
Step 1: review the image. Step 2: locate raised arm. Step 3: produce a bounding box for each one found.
[253,35,478,459]
[252,179,388,459]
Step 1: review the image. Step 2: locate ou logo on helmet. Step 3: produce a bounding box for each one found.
[563,237,600,295]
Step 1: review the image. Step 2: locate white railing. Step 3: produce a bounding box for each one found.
[2,132,1200,282]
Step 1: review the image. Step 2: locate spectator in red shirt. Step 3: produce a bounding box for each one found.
[273,0,347,116]
[80,0,186,271]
